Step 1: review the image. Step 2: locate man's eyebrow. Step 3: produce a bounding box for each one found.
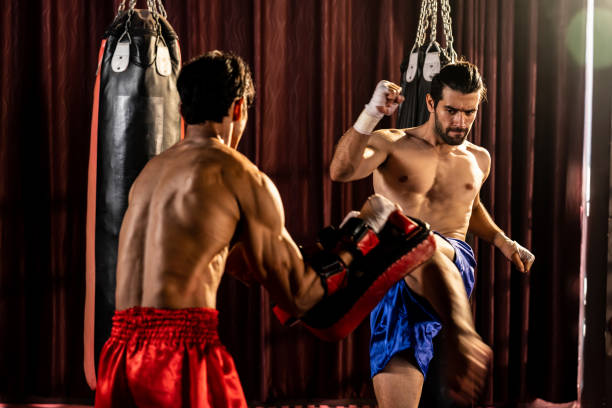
[443,104,477,113]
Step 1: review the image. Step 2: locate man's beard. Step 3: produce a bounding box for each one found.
[434,113,469,146]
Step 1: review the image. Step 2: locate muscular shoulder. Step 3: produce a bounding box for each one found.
[211,144,258,182]
[207,145,272,194]
[464,141,491,175]
[371,128,435,158]
[203,145,284,230]
[369,128,407,148]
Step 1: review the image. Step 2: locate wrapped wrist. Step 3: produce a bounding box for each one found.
[493,231,518,260]
[353,108,382,135]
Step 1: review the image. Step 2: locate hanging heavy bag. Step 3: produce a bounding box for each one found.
[84,0,182,389]
[397,0,457,129]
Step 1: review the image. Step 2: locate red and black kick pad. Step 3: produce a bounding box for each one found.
[274,211,436,342]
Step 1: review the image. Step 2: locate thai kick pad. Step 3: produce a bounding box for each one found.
[84,8,182,388]
[274,207,436,342]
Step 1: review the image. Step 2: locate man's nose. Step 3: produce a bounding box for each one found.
[453,113,467,127]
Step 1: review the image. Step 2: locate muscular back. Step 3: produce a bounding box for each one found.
[116,138,242,309]
[115,136,323,312]
[372,129,490,239]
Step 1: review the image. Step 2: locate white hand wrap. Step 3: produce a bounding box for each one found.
[353,80,396,135]
[357,194,397,234]
[339,194,397,234]
[353,110,383,135]
[493,231,535,268]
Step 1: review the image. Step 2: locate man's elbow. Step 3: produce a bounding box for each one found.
[294,298,325,318]
[280,296,313,318]
[329,163,353,182]
[291,280,325,317]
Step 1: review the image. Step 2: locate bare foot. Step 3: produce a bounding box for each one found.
[444,328,492,406]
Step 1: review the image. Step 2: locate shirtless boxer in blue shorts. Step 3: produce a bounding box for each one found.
[330,61,535,407]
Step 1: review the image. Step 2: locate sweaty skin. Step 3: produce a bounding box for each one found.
[330,86,493,407]
[115,125,324,317]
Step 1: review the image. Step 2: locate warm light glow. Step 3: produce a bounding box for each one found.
[577,0,594,400]
[363,147,375,159]
[567,7,612,69]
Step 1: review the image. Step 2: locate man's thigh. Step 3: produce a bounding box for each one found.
[433,234,456,262]
[373,350,425,408]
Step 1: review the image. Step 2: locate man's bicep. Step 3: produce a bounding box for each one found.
[354,145,387,176]
[330,128,390,181]
[348,134,390,180]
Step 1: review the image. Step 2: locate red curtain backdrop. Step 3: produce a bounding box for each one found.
[0,0,585,406]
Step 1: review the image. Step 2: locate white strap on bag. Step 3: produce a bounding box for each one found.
[112,0,170,75]
[423,42,441,81]
[111,31,131,73]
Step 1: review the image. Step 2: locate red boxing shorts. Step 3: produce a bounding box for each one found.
[95,307,247,408]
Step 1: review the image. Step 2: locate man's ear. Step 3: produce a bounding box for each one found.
[232,97,244,122]
[426,94,435,113]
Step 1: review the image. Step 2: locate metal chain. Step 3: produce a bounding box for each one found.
[440,0,457,61]
[414,0,430,48]
[156,0,167,18]
[428,0,438,44]
[423,0,434,44]
[115,5,134,42]
[422,0,436,46]
[118,0,166,17]
[117,0,135,13]
[412,0,456,59]
[146,0,157,15]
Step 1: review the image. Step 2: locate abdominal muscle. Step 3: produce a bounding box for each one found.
[373,177,473,241]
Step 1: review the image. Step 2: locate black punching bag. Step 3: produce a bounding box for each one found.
[397,42,450,128]
[397,0,456,129]
[84,3,182,388]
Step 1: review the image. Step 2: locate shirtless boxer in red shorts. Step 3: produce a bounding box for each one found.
[94,51,328,408]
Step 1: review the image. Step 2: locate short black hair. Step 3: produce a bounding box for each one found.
[429,60,486,106]
[177,50,255,124]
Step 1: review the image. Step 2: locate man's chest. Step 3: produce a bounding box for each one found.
[376,144,484,203]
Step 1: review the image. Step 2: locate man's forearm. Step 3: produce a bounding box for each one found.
[468,201,502,243]
[469,201,535,272]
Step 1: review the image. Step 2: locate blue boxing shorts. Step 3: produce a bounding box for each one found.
[369,234,475,378]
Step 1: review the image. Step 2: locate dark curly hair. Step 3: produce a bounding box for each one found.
[177,50,255,124]
[429,60,487,107]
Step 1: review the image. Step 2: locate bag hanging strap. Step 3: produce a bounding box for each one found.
[116,0,167,18]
